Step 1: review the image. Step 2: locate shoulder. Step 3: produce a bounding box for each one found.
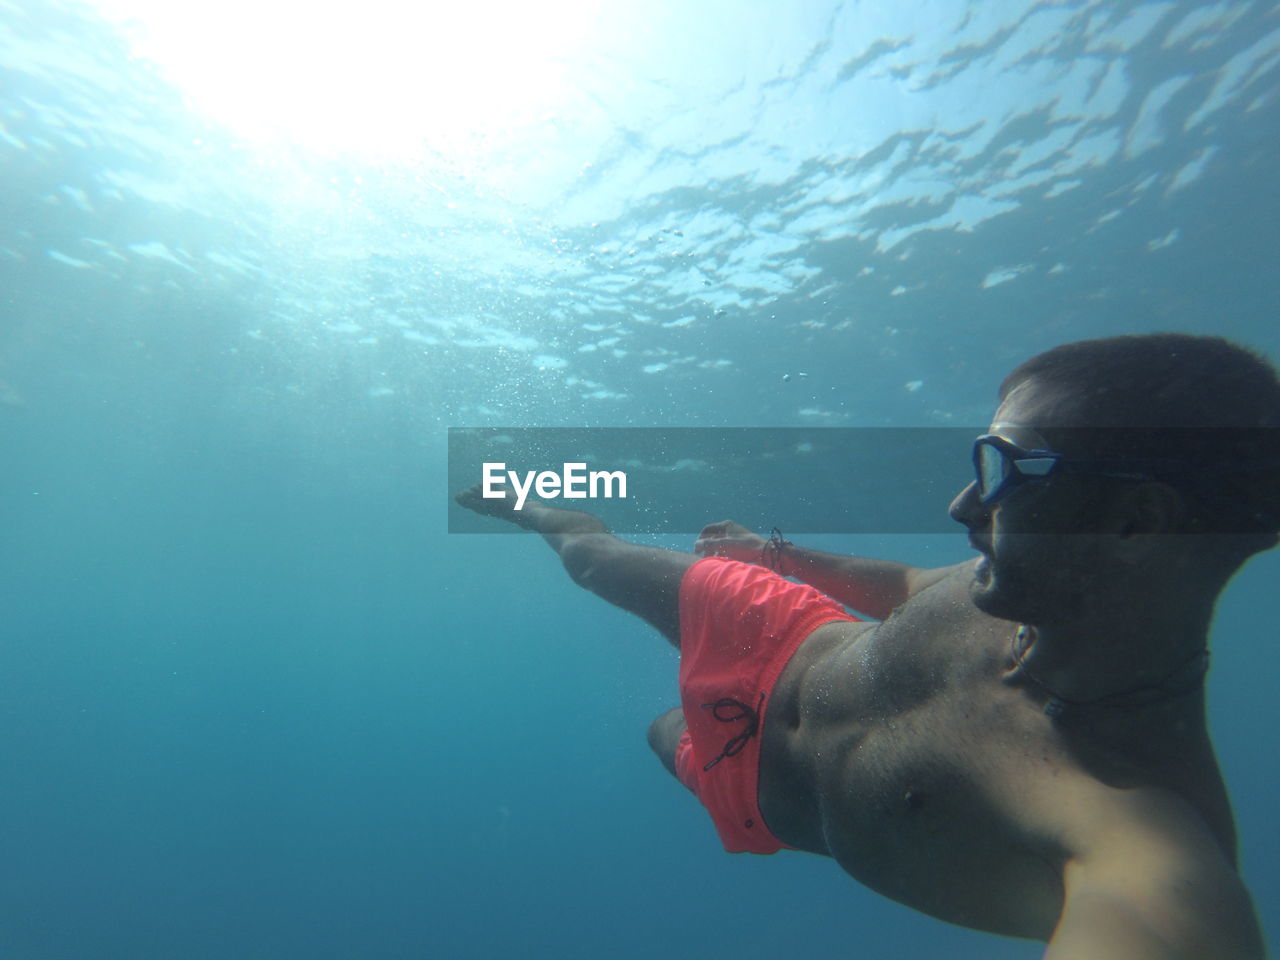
[1048,785,1263,959]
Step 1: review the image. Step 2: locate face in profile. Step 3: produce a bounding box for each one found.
[950,380,1118,626]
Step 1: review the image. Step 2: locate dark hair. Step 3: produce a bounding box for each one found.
[1001,334,1280,430]
[1001,333,1280,544]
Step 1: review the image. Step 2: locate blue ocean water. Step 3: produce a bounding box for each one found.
[1,0,1277,957]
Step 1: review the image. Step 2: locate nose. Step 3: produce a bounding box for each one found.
[948,481,988,529]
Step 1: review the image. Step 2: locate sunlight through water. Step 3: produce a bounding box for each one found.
[2,1,1280,957]
[84,0,606,165]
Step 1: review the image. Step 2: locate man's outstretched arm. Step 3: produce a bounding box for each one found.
[694,520,966,620]
[455,485,696,646]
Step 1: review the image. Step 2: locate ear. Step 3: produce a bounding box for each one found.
[1115,481,1186,539]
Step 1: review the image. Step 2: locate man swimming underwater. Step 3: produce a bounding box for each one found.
[456,333,1278,959]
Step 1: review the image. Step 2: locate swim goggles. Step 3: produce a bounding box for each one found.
[972,434,1185,505]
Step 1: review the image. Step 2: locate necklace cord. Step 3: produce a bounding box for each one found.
[1009,627,1210,718]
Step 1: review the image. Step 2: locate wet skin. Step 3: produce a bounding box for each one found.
[454,378,1265,956]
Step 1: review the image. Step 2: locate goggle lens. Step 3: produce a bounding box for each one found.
[977,442,1012,501]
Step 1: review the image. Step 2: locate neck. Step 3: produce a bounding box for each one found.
[1008,603,1213,717]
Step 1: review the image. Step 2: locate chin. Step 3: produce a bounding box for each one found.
[970,580,1008,618]
[968,558,1034,623]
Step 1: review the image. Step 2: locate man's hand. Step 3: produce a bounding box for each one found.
[694,520,770,564]
[455,484,536,527]
[455,484,610,537]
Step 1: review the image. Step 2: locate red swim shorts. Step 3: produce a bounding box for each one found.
[675,556,857,854]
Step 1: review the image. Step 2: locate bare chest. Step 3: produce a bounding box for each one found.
[757,579,1230,938]
[763,610,1067,936]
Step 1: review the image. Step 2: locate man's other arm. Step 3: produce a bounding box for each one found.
[694,520,967,619]
[1047,793,1264,960]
